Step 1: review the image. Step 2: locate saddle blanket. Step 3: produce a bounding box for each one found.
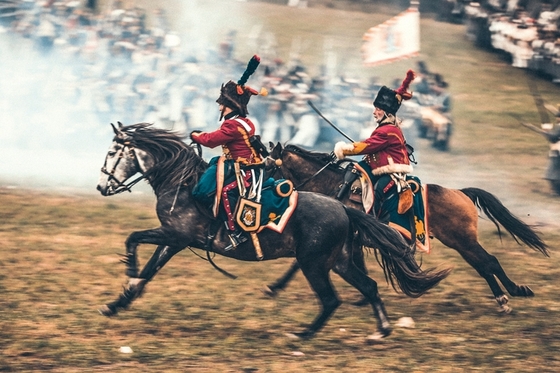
[192,155,298,233]
[355,162,430,254]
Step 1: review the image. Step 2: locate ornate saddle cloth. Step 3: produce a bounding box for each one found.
[192,155,298,234]
[354,162,430,254]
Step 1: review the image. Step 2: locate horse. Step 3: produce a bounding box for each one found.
[263,143,549,313]
[95,122,451,339]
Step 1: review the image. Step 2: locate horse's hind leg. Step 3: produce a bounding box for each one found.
[295,259,341,339]
[100,245,182,316]
[333,251,392,338]
[262,247,369,306]
[431,188,533,313]
[455,240,535,312]
[439,231,529,313]
[262,260,301,297]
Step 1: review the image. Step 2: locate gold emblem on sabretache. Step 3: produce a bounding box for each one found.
[242,206,256,226]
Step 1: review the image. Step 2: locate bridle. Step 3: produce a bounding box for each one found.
[100,141,146,195]
[100,138,203,196]
[264,155,284,180]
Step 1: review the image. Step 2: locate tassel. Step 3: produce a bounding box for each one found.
[395,69,416,100]
[238,55,261,86]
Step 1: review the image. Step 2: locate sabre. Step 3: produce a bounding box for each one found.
[308,100,355,142]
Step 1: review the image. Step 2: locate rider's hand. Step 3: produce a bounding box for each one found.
[190,130,202,142]
[334,141,352,160]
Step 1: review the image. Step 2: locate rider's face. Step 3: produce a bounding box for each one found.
[219,104,233,116]
[373,106,385,122]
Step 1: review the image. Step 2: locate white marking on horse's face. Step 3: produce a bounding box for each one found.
[96,140,140,196]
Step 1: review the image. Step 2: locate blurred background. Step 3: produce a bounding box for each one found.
[1,0,559,201]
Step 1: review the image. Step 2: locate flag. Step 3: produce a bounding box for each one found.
[362,6,420,66]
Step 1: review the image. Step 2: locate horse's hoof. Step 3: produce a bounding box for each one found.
[498,304,513,314]
[513,285,534,297]
[285,333,301,339]
[261,285,278,298]
[366,329,391,342]
[98,304,117,317]
[495,294,512,313]
[291,330,314,340]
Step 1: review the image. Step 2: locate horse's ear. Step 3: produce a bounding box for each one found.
[111,123,119,135]
[117,121,124,129]
[270,142,283,158]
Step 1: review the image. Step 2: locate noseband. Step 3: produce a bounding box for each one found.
[101,142,146,195]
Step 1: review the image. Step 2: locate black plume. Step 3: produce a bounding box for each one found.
[238,55,260,86]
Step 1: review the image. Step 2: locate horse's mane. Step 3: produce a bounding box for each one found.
[283,144,347,173]
[121,123,209,193]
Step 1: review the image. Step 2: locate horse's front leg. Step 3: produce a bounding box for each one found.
[100,244,183,316]
[123,228,177,277]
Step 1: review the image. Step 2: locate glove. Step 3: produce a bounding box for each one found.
[190,130,202,142]
[334,141,354,160]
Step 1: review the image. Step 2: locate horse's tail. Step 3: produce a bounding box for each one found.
[460,187,549,257]
[345,207,452,298]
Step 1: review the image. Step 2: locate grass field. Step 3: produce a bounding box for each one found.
[1,187,559,372]
[2,1,560,372]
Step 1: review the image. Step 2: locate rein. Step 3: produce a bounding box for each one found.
[100,144,146,195]
[270,149,340,190]
[294,160,333,189]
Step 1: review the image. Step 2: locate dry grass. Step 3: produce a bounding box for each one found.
[1,187,559,372]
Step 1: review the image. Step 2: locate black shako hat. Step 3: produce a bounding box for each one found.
[217,55,265,117]
[373,69,416,115]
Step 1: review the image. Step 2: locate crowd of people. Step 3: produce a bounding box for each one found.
[0,0,453,153]
[464,0,560,79]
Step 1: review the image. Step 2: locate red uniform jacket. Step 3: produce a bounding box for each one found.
[350,121,412,175]
[192,116,262,164]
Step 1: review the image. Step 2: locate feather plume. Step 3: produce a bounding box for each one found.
[238,55,261,86]
[394,69,416,99]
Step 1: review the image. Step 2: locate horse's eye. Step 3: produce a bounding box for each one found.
[108,151,117,156]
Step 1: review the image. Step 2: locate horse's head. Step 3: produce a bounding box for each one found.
[264,142,285,179]
[96,122,154,196]
[97,122,208,196]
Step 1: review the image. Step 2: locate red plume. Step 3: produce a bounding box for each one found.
[394,69,416,100]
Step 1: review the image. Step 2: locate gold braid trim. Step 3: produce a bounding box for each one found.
[236,126,262,164]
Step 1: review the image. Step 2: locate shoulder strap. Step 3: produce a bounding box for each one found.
[234,118,252,133]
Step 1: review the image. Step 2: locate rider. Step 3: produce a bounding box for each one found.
[191,55,268,248]
[333,69,416,221]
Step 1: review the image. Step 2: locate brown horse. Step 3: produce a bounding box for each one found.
[264,143,549,313]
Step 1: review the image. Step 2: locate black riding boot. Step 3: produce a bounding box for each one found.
[336,164,360,200]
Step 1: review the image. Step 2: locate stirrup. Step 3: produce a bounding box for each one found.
[225,231,248,251]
